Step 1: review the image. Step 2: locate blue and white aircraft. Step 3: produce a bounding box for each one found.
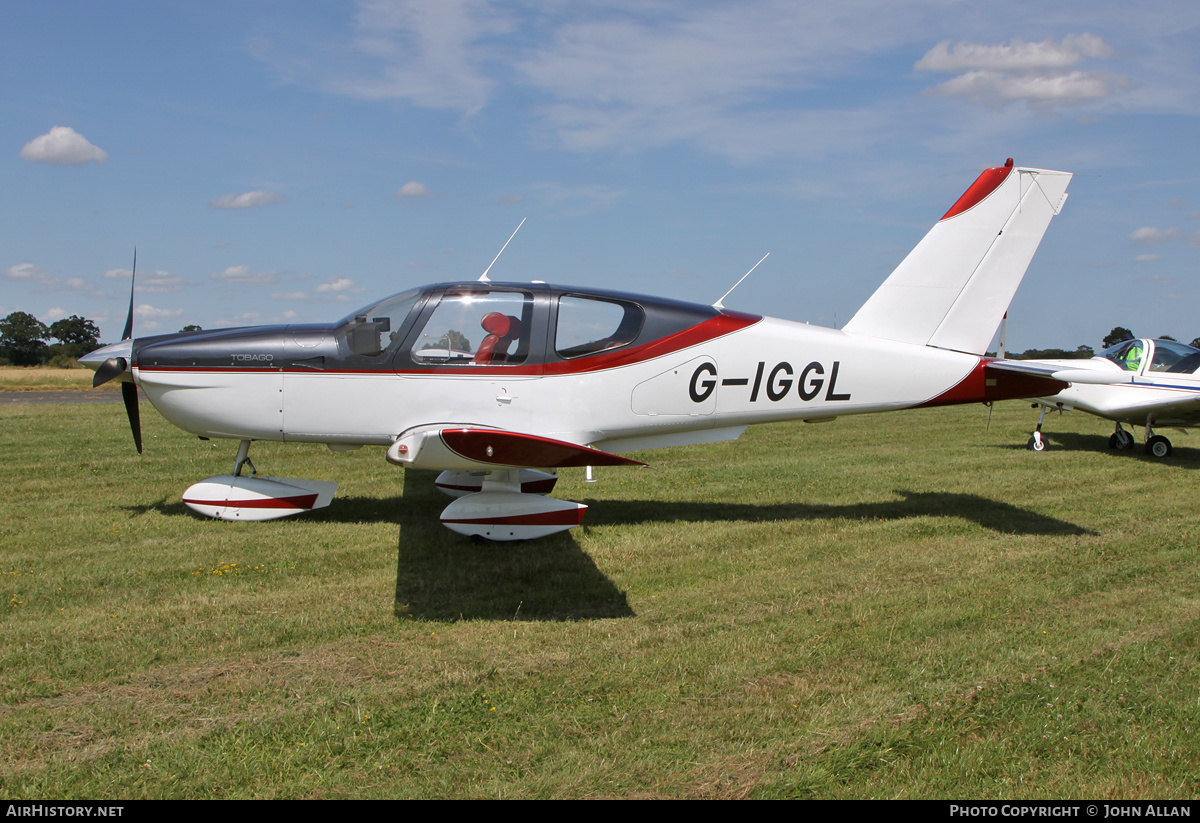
[994,337,1200,457]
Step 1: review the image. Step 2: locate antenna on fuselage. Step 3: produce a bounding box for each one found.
[478,218,526,282]
[713,253,769,310]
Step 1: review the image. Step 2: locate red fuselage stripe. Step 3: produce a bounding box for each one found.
[441,509,586,527]
[182,494,319,510]
[916,359,1068,408]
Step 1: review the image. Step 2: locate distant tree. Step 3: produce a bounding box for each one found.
[0,311,50,366]
[1159,334,1177,342]
[49,315,101,358]
[1102,326,1134,349]
[180,324,203,333]
[1018,347,1094,360]
[1191,337,1200,350]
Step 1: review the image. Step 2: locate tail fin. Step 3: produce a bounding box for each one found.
[842,159,1072,355]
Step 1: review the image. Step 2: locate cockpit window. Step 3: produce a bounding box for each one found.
[555,295,644,359]
[338,288,422,357]
[411,288,533,366]
[1103,339,1145,372]
[1148,339,1200,374]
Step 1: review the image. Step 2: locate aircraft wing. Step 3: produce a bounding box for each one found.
[386,426,648,471]
[986,359,1127,386]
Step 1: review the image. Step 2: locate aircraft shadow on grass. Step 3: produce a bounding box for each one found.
[125,479,1092,623]
[579,489,1095,537]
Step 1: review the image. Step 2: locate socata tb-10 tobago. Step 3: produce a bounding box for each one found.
[83,159,1072,540]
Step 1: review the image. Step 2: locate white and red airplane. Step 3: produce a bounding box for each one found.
[83,159,1072,540]
[992,336,1200,457]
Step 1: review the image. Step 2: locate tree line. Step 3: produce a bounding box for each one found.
[0,311,203,367]
[1012,327,1200,360]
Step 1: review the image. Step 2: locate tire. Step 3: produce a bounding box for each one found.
[1145,435,1172,458]
[1027,434,1047,452]
[1112,430,1134,450]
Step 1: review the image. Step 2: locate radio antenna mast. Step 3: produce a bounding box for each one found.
[714,253,769,310]
[478,218,527,282]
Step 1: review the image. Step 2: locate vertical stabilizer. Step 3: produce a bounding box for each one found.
[842,160,1072,355]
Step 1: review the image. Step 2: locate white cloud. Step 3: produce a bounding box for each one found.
[532,182,626,214]
[5,263,55,284]
[315,276,355,293]
[916,34,1112,73]
[254,2,946,160]
[1129,226,1179,244]
[104,267,186,293]
[917,34,1127,109]
[20,126,108,166]
[229,312,263,324]
[44,307,67,322]
[325,0,508,113]
[928,69,1118,105]
[272,291,310,300]
[1135,254,1161,262]
[211,265,277,285]
[209,190,284,209]
[5,263,103,297]
[396,181,430,198]
[134,304,183,319]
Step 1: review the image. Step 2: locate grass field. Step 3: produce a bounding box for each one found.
[1,397,1197,798]
[0,366,114,392]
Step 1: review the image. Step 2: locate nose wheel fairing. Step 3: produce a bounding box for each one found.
[182,439,338,521]
[182,475,338,521]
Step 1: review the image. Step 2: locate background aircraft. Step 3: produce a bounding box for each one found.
[993,337,1200,457]
[83,159,1072,540]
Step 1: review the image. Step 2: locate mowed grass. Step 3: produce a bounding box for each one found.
[1,398,1197,798]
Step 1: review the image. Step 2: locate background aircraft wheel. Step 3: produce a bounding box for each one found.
[1027,434,1047,452]
[1109,430,1134,450]
[1144,435,1172,458]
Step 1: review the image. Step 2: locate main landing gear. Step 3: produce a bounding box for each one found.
[1108,424,1134,451]
[1143,415,1172,457]
[434,469,585,541]
[1029,408,1175,458]
[1026,403,1055,451]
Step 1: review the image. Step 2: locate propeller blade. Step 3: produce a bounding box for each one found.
[120,250,141,452]
[122,249,136,341]
[122,382,143,454]
[92,356,127,388]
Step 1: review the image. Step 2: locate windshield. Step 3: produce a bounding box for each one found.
[336,288,423,357]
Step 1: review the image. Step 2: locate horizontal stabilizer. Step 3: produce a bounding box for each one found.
[843,160,1072,355]
[986,359,1128,386]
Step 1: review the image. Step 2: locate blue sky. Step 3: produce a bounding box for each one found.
[3,0,1199,350]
